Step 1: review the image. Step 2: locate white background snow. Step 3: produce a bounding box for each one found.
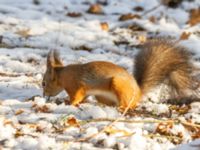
[0,0,200,150]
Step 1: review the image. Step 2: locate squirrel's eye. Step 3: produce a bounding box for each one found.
[42,81,46,87]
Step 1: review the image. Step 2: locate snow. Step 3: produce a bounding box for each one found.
[0,0,200,149]
[174,139,200,150]
[129,133,147,150]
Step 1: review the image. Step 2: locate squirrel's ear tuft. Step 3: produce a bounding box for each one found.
[47,50,54,68]
[47,50,63,68]
[53,50,63,66]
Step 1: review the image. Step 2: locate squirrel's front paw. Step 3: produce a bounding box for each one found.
[71,101,81,107]
[64,99,71,105]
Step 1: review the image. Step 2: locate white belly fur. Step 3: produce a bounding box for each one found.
[86,90,119,105]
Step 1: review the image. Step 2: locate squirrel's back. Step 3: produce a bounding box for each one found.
[134,39,199,97]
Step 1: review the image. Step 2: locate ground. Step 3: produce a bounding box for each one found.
[0,0,200,150]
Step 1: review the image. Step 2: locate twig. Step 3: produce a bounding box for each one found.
[181,121,200,128]
[79,118,175,125]
[73,95,137,142]
[0,72,35,77]
[80,118,200,129]
[144,133,183,141]
[141,4,162,17]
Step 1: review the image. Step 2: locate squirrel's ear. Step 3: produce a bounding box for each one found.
[47,50,54,68]
[53,50,63,66]
[47,50,56,80]
[47,50,63,68]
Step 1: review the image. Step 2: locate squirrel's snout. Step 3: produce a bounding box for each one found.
[46,96,51,101]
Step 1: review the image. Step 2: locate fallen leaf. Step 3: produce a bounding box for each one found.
[134,6,144,12]
[87,4,103,14]
[169,105,191,115]
[32,102,37,108]
[73,45,92,51]
[156,122,173,135]
[180,32,191,40]
[67,12,82,17]
[36,125,45,132]
[183,121,200,140]
[66,116,80,127]
[3,119,14,126]
[15,131,24,138]
[15,29,31,38]
[192,130,200,139]
[128,23,146,31]
[100,22,109,31]
[26,123,38,129]
[119,13,141,21]
[149,16,156,23]
[15,109,24,115]
[27,58,39,65]
[34,104,51,113]
[161,0,183,8]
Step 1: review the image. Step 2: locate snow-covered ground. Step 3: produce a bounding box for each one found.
[0,0,200,149]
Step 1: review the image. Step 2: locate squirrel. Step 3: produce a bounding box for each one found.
[42,39,200,110]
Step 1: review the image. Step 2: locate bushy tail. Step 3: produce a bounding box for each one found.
[134,39,200,98]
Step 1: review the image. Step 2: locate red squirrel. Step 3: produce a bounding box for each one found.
[42,39,199,110]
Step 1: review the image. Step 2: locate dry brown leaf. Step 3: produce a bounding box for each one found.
[87,4,103,14]
[15,109,25,115]
[27,58,38,65]
[128,23,146,31]
[171,137,183,145]
[149,16,156,23]
[188,8,200,26]
[66,116,80,127]
[15,29,31,38]
[53,125,65,134]
[134,6,144,12]
[100,22,109,31]
[169,105,191,115]
[156,122,173,135]
[178,106,191,115]
[67,12,82,17]
[161,0,183,8]
[73,45,92,51]
[119,13,141,21]
[26,123,38,129]
[177,132,183,138]
[192,130,200,139]
[183,120,200,140]
[36,125,45,132]
[15,131,24,138]
[34,104,51,113]
[3,119,14,126]
[180,32,191,40]
[32,102,37,108]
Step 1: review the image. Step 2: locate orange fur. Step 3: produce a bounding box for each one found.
[42,51,141,110]
[43,39,200,110]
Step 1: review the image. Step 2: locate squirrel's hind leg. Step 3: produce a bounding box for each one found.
[111,77,141,111]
